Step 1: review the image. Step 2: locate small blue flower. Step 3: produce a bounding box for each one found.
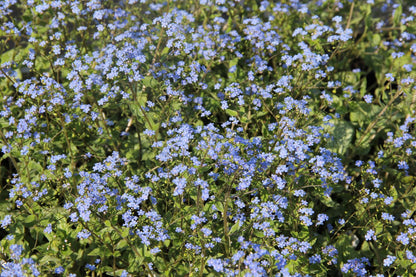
[207,258,225,273]
[384,197,394,205]
[143,129,155,136]
[363,94,373,103]
[397,232,409,245]
[316,214,329,226]
[385,73,395,82]
[77,229,91,240]
[44,224,52,234]
[85,264,96,270]
[381,213,395,222]
[54,266,64,274]
[1,215,12,228]
[383,255,396,267]
[309,254,322,264]
[398,160,409,170]
[365,229,376,241]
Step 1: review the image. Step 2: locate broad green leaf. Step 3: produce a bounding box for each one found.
[225,109,238,117]
[325,120,355,155]
[229,221,241,235]
[393,4,402,27]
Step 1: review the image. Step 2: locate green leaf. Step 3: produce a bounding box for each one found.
[225,109,238,117]
[116,240,128,250]
[23,214,36,226]
[39,255,61,265]
[350,102,381,126]
[229,221,241,235]
[163,239,171,248]
[142,76,158,89]
[320,195,338,208]
[227,58,239,82]
[372,33,381,46]
[105,269,129,276]
[215,202,224,213]
[325,121,355,155]
[393,4,402,27]
[402,176,416,184]
[160,47,170,57]
[88,246,112,257]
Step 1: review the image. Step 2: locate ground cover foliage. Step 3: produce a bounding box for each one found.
[0,0,416,276]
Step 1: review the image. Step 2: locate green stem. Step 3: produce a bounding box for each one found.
[355,87,403,148]
[0,129,19,174]
[223,187,231,257]
[223,172,238,258]
[111,224,155,276]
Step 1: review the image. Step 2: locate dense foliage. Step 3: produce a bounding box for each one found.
[1,0,416,276]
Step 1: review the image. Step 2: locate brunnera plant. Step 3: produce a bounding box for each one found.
[0,0,416,276]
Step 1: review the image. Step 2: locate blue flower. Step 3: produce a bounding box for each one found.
[363,94,373,103]
[85,264,96,270]
[309,254,321,264]
[172,177,187,196]
[397,232,409,245]
[150,247,161,254]
[365,229,376,241]
[77,229,91,240]
[144,129,155,136]
[398,161,409,170]
[44,224,52,234]
[383,255,396,267]
[54,266,64,274]
[10,244,23,260]
[381,213,395,222]
[1,215,12,229]
[384,197,394,205]
[341,257,369,276]
[385,73,395,82]
[207,258,224,272]
[316,214,329,226]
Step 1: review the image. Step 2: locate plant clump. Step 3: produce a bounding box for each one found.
[1,0,416,276]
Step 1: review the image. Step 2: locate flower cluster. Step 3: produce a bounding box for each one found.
[1,0,416,276]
